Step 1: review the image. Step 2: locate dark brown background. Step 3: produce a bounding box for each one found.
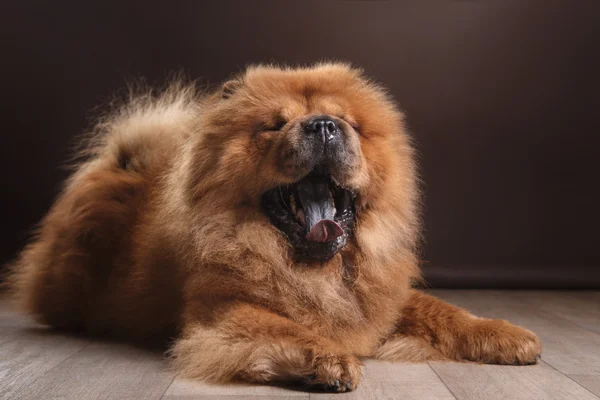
[1,1,599,288]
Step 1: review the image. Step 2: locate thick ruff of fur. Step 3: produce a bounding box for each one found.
[7,63,541,392]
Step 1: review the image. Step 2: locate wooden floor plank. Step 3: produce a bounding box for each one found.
[526,290,600,394]
[569,375,600,397]
[163,377,308,399]
[512,290,600,334]
[12,340,175,400]
[430,361,598,400]
[308,360,455,400]
[0,322,90,399]
[164,397,304,400]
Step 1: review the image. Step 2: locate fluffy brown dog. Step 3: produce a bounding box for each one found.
[8,63,541,392]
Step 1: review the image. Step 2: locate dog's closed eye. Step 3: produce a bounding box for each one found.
[262,117,287,131]
[350,123,361,135]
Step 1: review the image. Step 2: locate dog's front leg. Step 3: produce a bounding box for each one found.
[374,290,542,365]
[170,303,363,392]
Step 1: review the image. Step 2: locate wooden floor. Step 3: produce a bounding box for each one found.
[1,290,599,400]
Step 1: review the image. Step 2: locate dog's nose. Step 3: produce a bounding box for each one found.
[303,116,339,143]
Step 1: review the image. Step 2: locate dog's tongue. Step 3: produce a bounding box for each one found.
[296,176,343,243]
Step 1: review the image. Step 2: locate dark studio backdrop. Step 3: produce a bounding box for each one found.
[1,1,599,289]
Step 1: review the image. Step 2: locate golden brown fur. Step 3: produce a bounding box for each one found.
[7,63,541,392]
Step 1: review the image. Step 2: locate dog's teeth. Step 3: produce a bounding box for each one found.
[297,208,306,226]
[290,194,306,225]
[290,194,297,214]
[330,190,337,214]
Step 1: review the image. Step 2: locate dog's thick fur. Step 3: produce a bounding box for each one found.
[8,63,541,391]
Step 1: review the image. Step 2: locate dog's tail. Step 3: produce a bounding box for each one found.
[72,79,201,179]
[3,80,201,326]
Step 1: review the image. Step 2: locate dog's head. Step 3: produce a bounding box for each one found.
[189,63,419,263]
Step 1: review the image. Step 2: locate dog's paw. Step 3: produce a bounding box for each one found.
[306,354,363,392]
[467,318,542,365]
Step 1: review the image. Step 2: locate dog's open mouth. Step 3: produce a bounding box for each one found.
[261,168,356,262]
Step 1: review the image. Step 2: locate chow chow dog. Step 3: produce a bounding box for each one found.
[8,63,541,392]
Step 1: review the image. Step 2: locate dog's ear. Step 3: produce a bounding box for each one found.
[221,79,243,99]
